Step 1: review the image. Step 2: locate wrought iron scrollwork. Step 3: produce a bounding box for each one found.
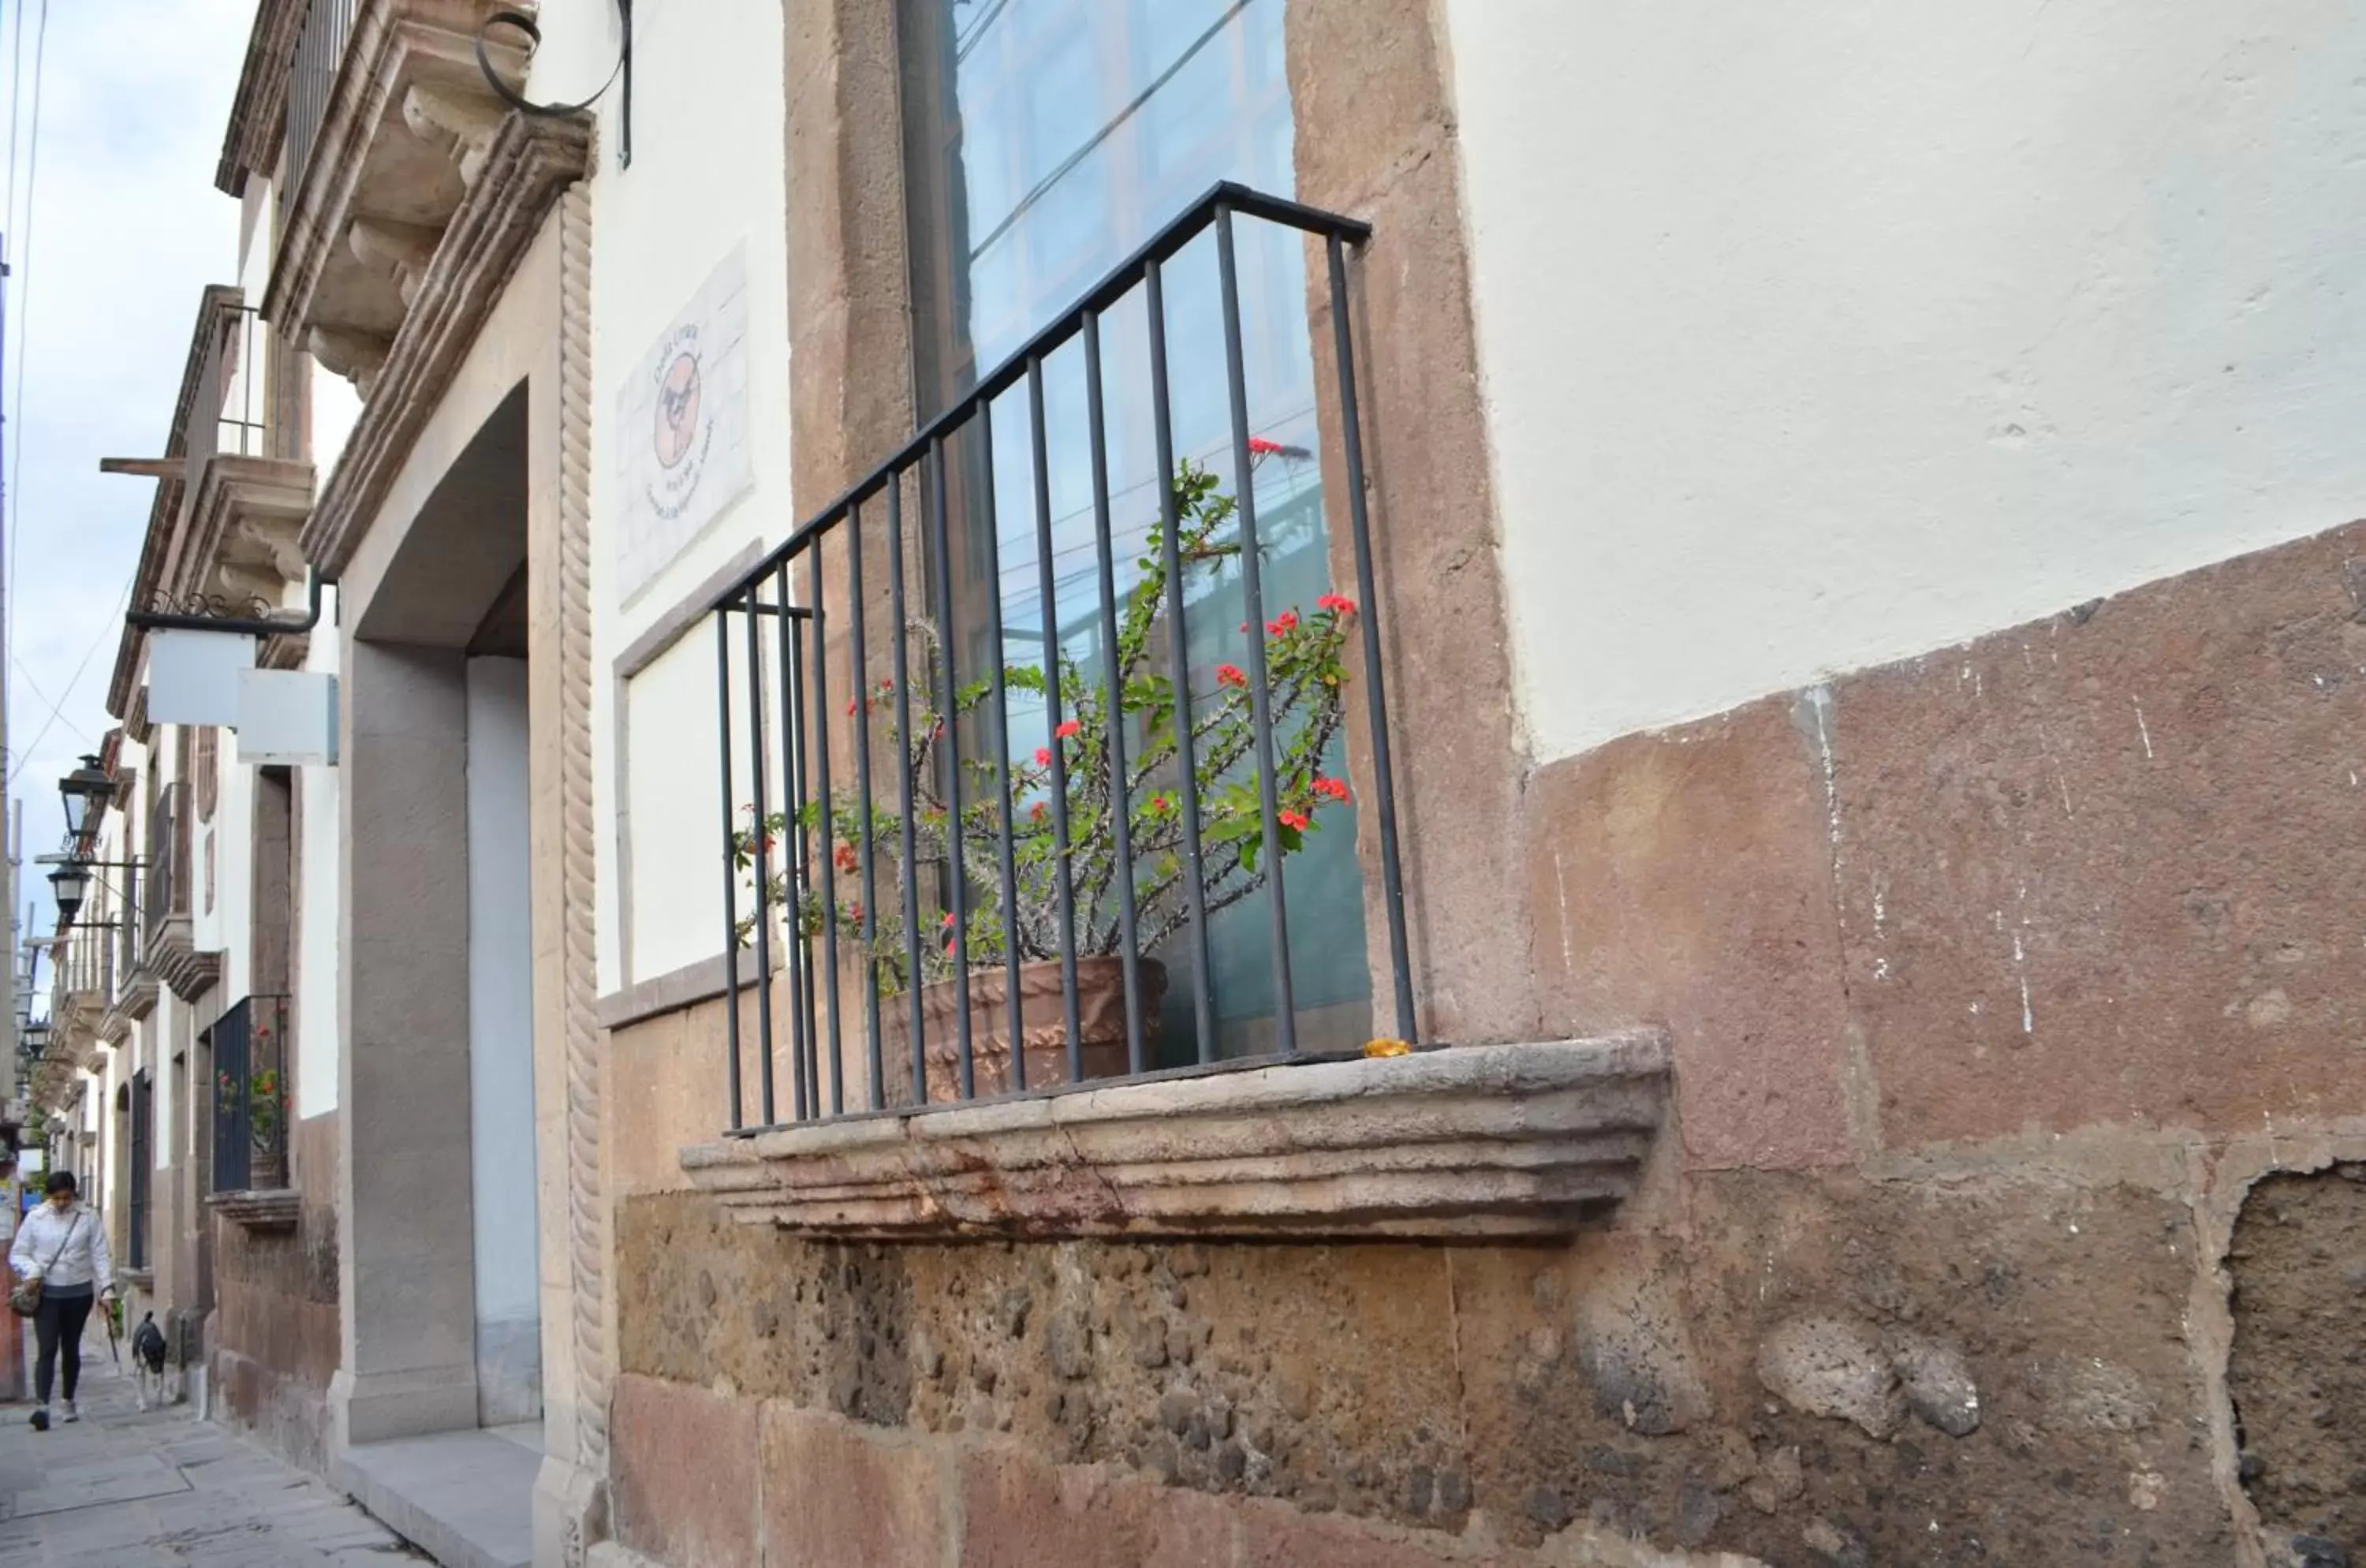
[148,589,278,623]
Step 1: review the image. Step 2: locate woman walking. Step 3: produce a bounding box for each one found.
[9,1171,114,1431]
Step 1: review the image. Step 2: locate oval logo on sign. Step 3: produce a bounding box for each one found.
[655,350,703,470]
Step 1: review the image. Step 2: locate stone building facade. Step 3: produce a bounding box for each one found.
[31,2,2366,1567]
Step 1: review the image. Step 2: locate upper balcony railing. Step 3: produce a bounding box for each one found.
[186,304,267,496]
[706,183,1410,1137]
[284,0,356,203]
[147,785,183,946]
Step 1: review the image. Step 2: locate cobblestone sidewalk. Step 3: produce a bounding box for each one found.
[0,1323,424,1567]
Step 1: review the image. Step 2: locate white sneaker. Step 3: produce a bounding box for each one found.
[61,1401,78,1424]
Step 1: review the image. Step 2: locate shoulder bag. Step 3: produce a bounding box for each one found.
[9,1211,83,1318]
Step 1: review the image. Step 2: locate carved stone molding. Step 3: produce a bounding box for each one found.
[148,916,224,1003]
[300,110,592,576]
[680,1033,1674,1241]
[206,1189,301,1231]
[183,454,314,606]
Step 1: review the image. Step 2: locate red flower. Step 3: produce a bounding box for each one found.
[1035,746,1054,767]
[1313,776,1350,801]
[845,698,857,715]
[1151,794,1168,813]
[1215,663,1248,689]
[1267,610,1299,637]
[1029,801,1049,823]
[1278,809,1310,831]
[1055,719,1081,740]
[847,901,864,925]
[1316,592,1357,617]
[1248,436,1284,456]
[834,842,860,874]
[942,911,957,928]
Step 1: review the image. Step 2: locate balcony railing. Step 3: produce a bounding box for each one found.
[285,0,355,203]
[185,304,267,495]
[707,183,1410,1135]
[210,995,291,1193]
[128,1071,152,1271]
[147,786,181,945]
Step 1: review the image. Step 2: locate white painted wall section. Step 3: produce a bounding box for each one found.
[1445,0,2366,763]
[294,597,342,1120]
[543,0,790,991]
[465,655,542,1424]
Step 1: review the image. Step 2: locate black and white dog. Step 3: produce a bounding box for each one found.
[129,1312,169,1411]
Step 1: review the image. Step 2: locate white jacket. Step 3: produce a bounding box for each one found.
[9,1202,111,1292]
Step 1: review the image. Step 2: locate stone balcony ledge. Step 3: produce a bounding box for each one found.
[205,1189,301,1232]
[679,1032,1671,1241]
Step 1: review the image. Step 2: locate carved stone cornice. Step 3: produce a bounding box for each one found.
[681,1034,1674,1241]
[148,916,224,1003]
[262,0,536,368]
[300,110,591,575]
[105,287,246,725]
[215,0,308,196]
[103,970,160,1040]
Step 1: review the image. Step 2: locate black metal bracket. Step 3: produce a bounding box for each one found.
[124,570,330,638]
[477,1,633,171]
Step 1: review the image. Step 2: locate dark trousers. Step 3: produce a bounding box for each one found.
[33,1290,94,1406]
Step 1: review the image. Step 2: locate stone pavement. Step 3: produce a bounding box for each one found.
[0,1320,426,1567]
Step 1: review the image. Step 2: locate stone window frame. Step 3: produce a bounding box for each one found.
[643,0,1664,1247]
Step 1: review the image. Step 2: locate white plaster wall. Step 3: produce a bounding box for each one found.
[464,655,541,1419]
[522,0,790,991]
[294,592,342,1119]
[194,733,253,1006]
[1445,0,2366,763]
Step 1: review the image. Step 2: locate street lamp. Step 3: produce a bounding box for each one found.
[56,755,108,838]
[47,862,88,927]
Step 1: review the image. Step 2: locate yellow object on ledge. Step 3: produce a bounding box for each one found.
[1361,1038,1413,1058]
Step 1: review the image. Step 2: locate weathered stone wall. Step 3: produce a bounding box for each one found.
[211,1111,338,1474]
[600,519,2366,1566]
[609,1161,2241,1566]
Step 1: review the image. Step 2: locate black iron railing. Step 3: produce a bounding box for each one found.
[707,182,1411,1133]
[185,304,267,495]
[209,995,290,1193]
[146,786,181,945]
[128,1071,151,1271]
[283,0,355,201]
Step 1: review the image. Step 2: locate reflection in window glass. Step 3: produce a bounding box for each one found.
[900,0,1371,1061]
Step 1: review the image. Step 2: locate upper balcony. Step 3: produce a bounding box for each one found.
[246,1,580,397]
[217,0,588,575]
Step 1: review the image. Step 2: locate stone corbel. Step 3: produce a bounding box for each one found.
[207,560,285,610]
[308,325,393,401]
[347,217,443,308]
[232,512,309,584]
[402,84,505,189]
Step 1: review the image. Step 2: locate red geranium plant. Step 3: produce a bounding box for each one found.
[733,454,1357,992]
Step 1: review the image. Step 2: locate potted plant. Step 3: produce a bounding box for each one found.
[216,1060,290,1189]
[733,454,1360,1099]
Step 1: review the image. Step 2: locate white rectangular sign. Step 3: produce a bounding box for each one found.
[236,669,338,766]
[147,629,254,727]
[614,245,754,604]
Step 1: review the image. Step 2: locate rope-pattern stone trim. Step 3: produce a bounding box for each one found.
[555,177,610,1479]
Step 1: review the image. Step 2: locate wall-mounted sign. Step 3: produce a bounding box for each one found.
[615,246,754,604]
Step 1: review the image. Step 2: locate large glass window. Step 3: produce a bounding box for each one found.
[899,0,1371,1060]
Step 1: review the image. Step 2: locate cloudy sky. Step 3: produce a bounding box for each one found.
[3,0,249,958]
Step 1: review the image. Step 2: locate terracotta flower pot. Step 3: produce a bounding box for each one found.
[887,956,1168,1103]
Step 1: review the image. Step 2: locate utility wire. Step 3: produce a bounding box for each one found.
[6,0,48,694]
[9,655,89,749]
[6,579,128,789]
